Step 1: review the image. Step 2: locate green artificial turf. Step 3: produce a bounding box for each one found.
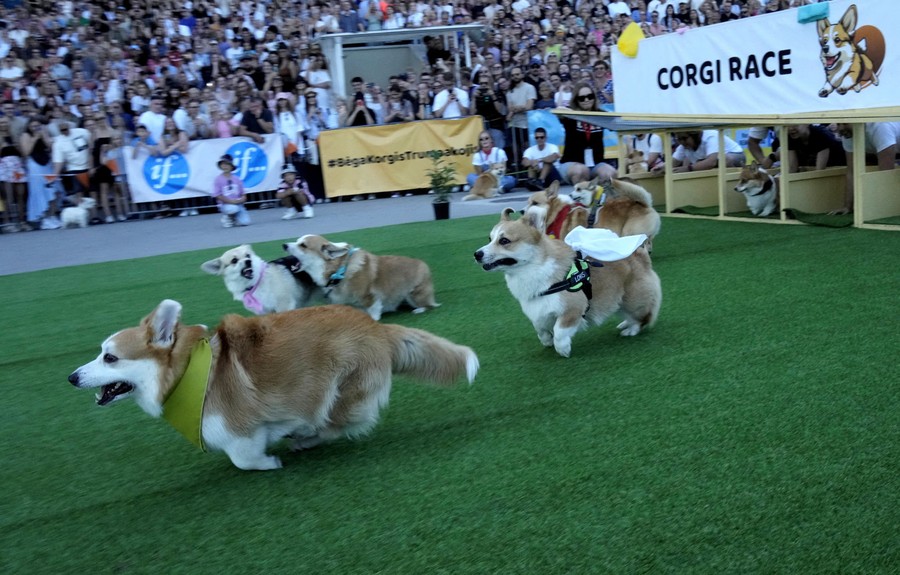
[1,216,898,574]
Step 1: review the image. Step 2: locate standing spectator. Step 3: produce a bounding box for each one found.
[212,153,250,228]
[384,86,414,124]
[275,93,303,161]
[505,66,536,169]
[137,94,167,143]
[432,72,470,119]
[21,116,58,229]
[415,80,434,120]
[558,82,616,184]
[555,72,575,108]
[534,82,556,109]
[86,112,119,223]
[343,94,376,127]
[339,1,366,33]
[175,99,212,140]
[237,97,275,144]
[593,61,614,105]
[303,53,332,112]
[831,122,900,215]
[50,119,96,222]
[521,126,562,189]
[0,116,27,231]
[470,70,506,148]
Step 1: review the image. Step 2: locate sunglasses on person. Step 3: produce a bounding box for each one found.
[576,93,595,102]
[535,135,546,140]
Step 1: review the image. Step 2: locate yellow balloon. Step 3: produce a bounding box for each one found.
[617,22,646,58]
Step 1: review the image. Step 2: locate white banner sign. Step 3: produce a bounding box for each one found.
[124,135,285,203]
[612,0,895,115]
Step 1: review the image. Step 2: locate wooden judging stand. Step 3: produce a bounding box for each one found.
[558,107,900,231]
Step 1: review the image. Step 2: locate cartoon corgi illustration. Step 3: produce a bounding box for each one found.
[817,4,885,97]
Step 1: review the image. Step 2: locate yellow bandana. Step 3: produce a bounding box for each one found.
[162,339,212,451]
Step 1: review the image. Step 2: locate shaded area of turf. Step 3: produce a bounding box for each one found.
[1,217,898,574]
[784,208,854,228]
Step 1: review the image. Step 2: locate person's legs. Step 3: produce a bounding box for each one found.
[560,162,590,184]
[541,165,562,187]
[500,174,517,192]
[233,205,251,226]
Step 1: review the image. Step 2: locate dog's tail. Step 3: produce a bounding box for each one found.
[611,179,653,207]
[385,325,479,386]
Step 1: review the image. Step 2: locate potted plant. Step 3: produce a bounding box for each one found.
[425,150,457,220]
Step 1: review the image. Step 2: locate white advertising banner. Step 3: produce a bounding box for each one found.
[123,135,285,203]
[611,0,895,116]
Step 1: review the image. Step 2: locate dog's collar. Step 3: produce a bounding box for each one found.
[749,177,775,196]
[242,263,267,314]
[546,205,573,239]
[162,338,213,452]
[539,255,597,300]
[326,247,359,287]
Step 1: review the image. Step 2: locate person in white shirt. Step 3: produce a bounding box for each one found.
[627,133,665,172]
[137,95,168,142]
[607,1,631,19]
[432,72,470,119]
[521,127,562,189]
[831,122,900,215]
[672,130,744,172]
[50,120,95,219]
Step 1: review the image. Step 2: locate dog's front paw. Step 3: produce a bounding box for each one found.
[554,341,572,357]
[537,331,553,347]
[818,88,830,98]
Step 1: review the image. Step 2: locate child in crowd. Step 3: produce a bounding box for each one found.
[275,164,315,219]
[211,154,250,228]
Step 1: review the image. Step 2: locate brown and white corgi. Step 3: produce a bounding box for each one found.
[68,300,478,471]
[817,4,883,97]
[734,161,777,217]
[593,178,661,253]
[521,181,591,241]
[284,234,439,321]
[201,244,322,315]
[462,163,505,201]
[625,150,649,174]
[474,208,661,357]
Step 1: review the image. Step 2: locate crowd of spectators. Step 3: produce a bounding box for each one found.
[0,0,834,231]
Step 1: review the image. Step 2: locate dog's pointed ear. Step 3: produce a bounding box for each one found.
[520,210,542,230]
[146,300,181,348]
[500,207,518,222]
[323,242,349,259]
[200,258,223,275]
[546,180,560,198]
[749,160,760,171]
[817,17,829,35]
[839,5,857,33]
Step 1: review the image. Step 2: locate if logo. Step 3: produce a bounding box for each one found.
[143,154,190,194]
[225,142,268,188]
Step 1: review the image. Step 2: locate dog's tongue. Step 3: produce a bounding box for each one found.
[825,55,837,69]
[241,268,254,279]
[96,382,133,406]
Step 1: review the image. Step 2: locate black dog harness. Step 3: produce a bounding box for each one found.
[539,255,599,300]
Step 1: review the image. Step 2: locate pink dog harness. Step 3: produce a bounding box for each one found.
[242,264,267,314]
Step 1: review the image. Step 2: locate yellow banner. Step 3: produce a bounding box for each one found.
[320,117,483,198]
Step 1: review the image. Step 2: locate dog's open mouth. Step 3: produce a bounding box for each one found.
[96,382,134,406]
[482,257,517,270]
[824,55,839,70]
[240,267,254,280]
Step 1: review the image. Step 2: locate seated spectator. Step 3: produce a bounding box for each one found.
[626,133,665,173]
[672,130,745,172]
[521,127,562,189]
[786,124,846,173]
[237,97,275,144]
[831,122,900,215]
[466,130,516,193]
[558,82,616,184]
